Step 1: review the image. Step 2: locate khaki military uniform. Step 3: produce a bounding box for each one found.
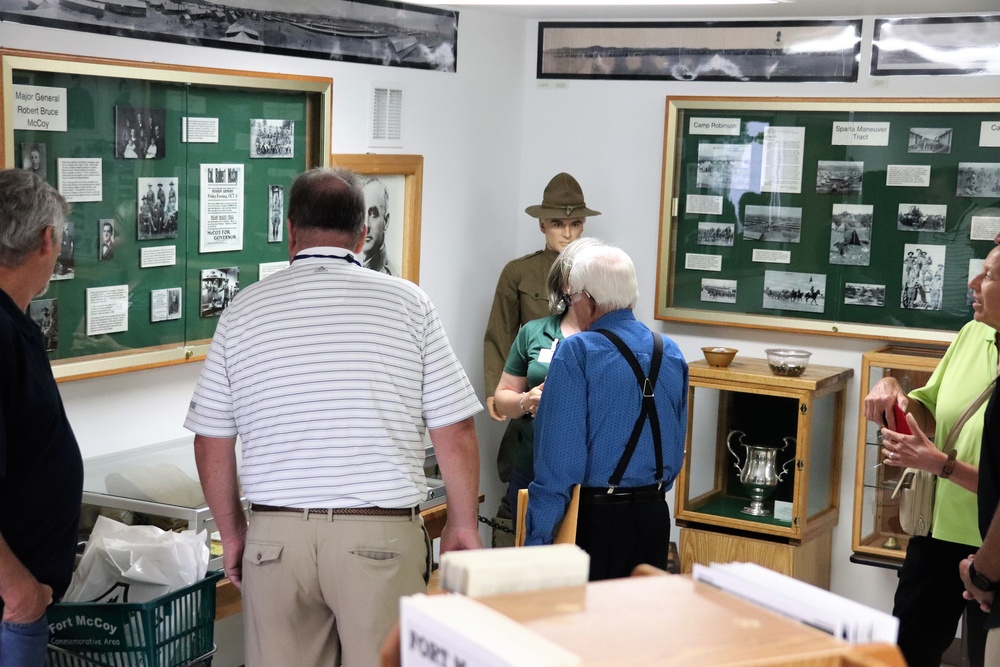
[483,248,557,487]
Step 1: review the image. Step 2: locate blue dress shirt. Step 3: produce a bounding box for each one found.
[524,309,688,546]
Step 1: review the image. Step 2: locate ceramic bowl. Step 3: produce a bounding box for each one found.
[764,348,812,377]
[702,346,738,368]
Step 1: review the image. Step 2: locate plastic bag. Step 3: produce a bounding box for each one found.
[64,515,209,603]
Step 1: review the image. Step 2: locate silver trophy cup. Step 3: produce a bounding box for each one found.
[726,429,795,516]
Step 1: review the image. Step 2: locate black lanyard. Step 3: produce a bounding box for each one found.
[292,253,361,267]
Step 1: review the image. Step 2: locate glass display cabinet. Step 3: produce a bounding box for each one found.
[851,345,945,568]
[80,438,446,571]
[674,356,852,588]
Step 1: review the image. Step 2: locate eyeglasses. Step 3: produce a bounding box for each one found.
[568,290,594,304]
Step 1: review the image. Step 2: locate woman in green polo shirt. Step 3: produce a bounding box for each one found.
[492,238,598,534]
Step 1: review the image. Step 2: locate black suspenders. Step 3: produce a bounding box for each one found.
[593,329,664,492]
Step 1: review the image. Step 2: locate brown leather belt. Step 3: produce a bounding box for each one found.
[250,503,419,517]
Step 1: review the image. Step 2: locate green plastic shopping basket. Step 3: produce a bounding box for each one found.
[46,570,223,667]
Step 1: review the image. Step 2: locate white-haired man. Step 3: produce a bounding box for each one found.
[524,241,688,581]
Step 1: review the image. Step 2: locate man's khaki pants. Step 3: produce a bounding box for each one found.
[242,509,429,667]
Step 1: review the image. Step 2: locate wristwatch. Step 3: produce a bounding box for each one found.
[940,449,958,479]
[969,561,999,592]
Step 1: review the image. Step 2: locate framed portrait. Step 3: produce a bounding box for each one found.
[331,154,423,284]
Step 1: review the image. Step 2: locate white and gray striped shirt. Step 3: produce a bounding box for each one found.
[184,247,482,508]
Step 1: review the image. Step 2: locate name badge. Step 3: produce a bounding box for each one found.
[536,339,558,364]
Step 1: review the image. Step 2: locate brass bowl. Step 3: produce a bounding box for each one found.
[702,346,738,367]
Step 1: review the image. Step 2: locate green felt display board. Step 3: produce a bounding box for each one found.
[657,97,1000,344]
[3,52,330,377]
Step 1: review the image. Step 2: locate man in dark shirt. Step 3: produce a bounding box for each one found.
[0,169,83,667]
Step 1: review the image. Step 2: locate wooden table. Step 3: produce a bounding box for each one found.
[216,494,484,620]
[466,575,904,666]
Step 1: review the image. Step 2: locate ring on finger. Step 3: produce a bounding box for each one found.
[889,451,895,460]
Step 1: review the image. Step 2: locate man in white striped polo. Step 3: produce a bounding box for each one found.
[185,167,483,667]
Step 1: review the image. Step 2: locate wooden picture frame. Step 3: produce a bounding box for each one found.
[331,154,423,284]
[2,48,331,381]
[656,95,1000,345]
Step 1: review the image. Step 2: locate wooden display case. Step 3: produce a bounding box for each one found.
[850,345,944,567]
[674,357,852,587]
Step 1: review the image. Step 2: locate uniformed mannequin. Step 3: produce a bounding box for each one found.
[482,173,600,537]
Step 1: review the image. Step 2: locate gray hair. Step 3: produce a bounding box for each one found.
[0,169,68,268]
[547,237,600,311]
[288,167,366,244]
[568,243,639,311]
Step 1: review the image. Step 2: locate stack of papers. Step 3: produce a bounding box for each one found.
[440,544,589,596]
[692,562,898,644]
[401,593,581,667]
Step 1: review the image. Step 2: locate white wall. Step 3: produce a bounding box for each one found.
[4,4,1000,622]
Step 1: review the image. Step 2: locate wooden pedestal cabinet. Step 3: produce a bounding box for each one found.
[674,357,852,589]
[850,345,944,568]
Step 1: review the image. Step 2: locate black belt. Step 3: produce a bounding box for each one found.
[250,503,419,517]
[579,485,665,505]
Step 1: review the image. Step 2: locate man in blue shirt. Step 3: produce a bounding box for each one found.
[524,242,688,580]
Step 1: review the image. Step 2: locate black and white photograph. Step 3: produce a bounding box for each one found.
[816,160,863,195]
[697,222,735,247]
[908,127,953,154]
[151,287,182,322]
[29,298,58,352]
[872,15,1000,76]
[743,205,802,243]
[267,184,284,243]
[844,283,886,308]
[901,243,946,311]
[0,0,458,72]
[115,106,166,160]
[200,267,239,318]
[250,119,294,158]
[696,143,752,191]
[361,174,404,276]
[897,203,947,232]
[538,19,861,82]
[137,177,179,240]
[829,204,872,266]
[957,163,1000,198]
[21,142,46,180]
[98,219,115,261]
[763,270,826,314]
[700,278,738,304]
[51,221,74,281]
